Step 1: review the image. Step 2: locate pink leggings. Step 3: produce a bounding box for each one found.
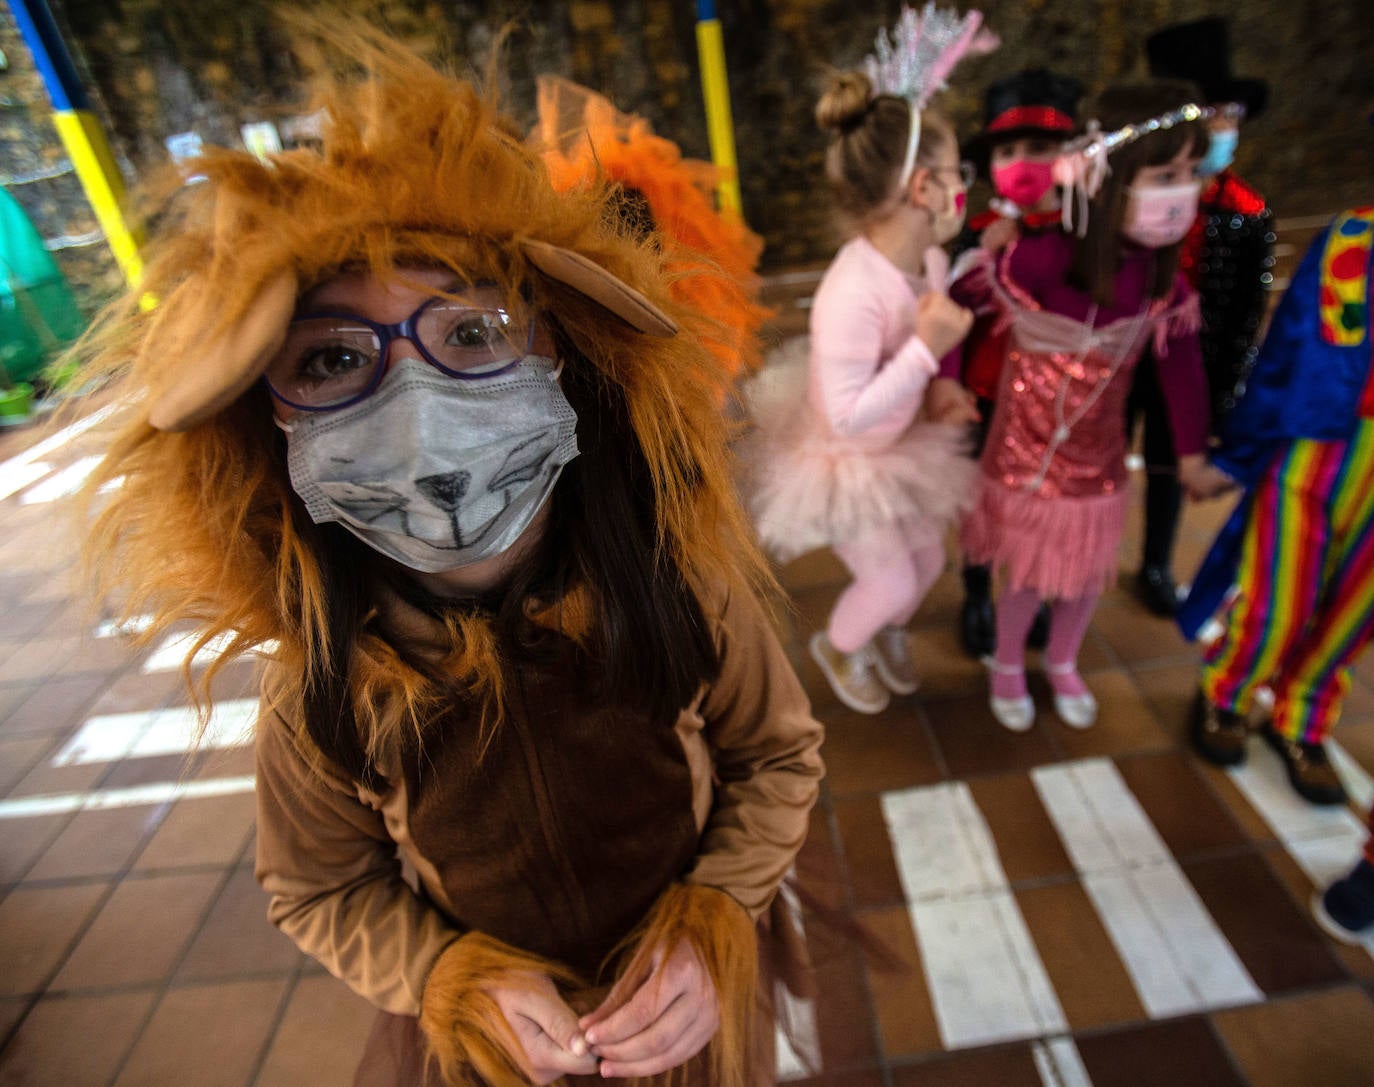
[992,587,1099,696]
[828,527,946,654]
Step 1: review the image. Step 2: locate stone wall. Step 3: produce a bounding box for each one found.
[17,0,1374,289]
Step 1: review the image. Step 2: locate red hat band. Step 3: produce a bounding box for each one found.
[986,106,1075,135]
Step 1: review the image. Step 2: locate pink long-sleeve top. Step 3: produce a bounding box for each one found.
[808,236,940,443]
[941,231,1209,456]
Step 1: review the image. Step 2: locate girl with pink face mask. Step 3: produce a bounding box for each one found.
[937,81,1212,733]
[948,68,1084,659]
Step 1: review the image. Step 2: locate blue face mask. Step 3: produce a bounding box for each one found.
[1198,129,1239,178]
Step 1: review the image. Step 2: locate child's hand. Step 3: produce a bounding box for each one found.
[926,376,981,425]
[915,292,975,359]
[487,974,601,1083]
[979,217,1018,253]
[915,247,974,359]
[1179,455,1237,501]
[580,939,719,1078]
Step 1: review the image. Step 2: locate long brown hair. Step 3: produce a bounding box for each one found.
[73,25,772,784]
[1069,80,1207,307]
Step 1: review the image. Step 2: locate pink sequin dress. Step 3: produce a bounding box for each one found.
[742,236,979,562]
[953,233,1208,598]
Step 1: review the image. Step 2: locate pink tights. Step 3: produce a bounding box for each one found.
[828,529,946,654]
[991,586,1099,699]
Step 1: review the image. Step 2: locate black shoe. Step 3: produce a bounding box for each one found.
[1313,859,1374,944]
[959,592,996,659]
[1137,565,1180,617]
[1189,691,1249,766]
[1026,603,1051,650]
[1261,724,1348,806]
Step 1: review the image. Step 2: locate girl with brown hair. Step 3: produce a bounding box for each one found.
[948,80,1213,732]
[73,26,823,1087]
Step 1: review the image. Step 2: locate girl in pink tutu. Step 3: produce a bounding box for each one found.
[746,7,995,714]
[944,81,1213,731]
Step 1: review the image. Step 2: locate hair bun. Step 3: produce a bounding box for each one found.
[816,71,875,133]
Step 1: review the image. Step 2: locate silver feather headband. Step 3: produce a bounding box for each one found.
[862,3,998,192]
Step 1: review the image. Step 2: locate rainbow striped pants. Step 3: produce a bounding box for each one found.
[1202,418,1374,744]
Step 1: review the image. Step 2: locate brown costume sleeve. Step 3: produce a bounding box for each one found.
[253,702,462,1016]
[686,585,825,917]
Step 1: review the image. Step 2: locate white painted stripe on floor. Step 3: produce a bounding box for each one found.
[141,630,277,673]
[881,782,1009,900]
[142,630,237,673]
[0,460,55,503]
[1227,738,1374,958]
[774,878,821,1081]
[0,774,256,819]
[50,699,257,767]
[1226,739,1367,845]
[1035,759,1261,1017]
[1291,836,1374,956]
[93,614,156,639]
[0,403,120,502]
[1033,759,1170,874]
[884,782,1066,1049]
[1096,866,1261,1015]
[1329,740,1374,816]
[911,891,1067,1049]
[18,454,102,505]
[1033,1036,1094,1087]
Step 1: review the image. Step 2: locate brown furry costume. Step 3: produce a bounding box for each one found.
[75,26,822,1087]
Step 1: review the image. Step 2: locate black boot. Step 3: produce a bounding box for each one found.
[1137,468,1183,617]
[959,564,996,658]
[1137,565,1181,618]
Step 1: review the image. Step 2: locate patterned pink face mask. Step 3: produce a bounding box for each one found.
[991,160,1056,209]
[1120,182,1200,248]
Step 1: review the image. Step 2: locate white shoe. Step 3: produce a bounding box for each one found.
[871,626,920,695]
[809,633,890,714]
[987,659,1035,732]
[1046,662,1098,729]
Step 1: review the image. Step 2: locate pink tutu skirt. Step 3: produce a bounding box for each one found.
[962,476,1129,599]
[738,345,980,563]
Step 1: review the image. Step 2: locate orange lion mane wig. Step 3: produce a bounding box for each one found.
[74,23,772,772]
[535,75,772,387]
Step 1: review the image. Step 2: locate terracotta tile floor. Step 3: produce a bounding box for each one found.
[5,217,1374,1086]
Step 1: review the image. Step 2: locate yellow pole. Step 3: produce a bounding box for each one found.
[694,7,743,216]
[51,111,144,286]
[11,0,143,287]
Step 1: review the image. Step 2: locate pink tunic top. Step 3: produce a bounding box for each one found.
[949,233,1209,597]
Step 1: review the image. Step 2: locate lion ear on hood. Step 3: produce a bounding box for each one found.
[521,239,678,338]
[145,267,300,432]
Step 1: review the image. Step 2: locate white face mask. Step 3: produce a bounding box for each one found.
[283,355,579,572]
[1120,181,1201,248]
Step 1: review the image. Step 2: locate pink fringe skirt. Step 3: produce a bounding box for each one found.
[739,351,979,563]
[962,476,1128,599]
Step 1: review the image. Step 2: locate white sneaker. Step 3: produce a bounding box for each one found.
[871,626,920,695]
[1046,663,1098,729]
[809,632,890,714]
[987,659,1035,732]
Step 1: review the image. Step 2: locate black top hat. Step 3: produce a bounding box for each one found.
[1146,18,1267,120]
[963,69,1084,171]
